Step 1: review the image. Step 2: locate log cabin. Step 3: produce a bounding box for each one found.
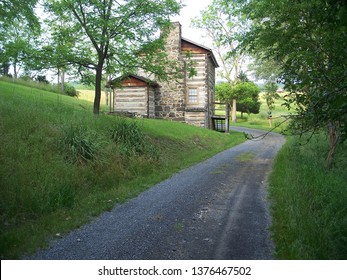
[108,22,219,129]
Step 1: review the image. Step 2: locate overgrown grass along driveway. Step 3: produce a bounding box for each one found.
[0,80,245,259]
[269,133,347,259]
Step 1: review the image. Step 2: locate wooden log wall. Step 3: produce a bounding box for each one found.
[184,53,210,127]
[114,87,148,117]
[185,53,207,107]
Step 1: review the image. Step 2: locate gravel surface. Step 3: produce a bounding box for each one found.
[28,127,285,260]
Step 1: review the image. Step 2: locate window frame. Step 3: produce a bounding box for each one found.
[187,87,199,105]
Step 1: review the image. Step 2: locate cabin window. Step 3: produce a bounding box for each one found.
[188,88,198,104]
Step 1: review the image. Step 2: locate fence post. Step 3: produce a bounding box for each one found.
[225,103,230,133]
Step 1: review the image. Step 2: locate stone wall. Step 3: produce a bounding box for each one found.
[155,22,186,121]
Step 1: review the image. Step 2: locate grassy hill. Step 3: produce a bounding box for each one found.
[0,79,245,259]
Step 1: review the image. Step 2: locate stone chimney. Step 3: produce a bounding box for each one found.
[163,22,182,60]
[155,22,186,121]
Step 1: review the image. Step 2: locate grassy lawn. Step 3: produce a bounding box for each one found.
[0,80,245,259]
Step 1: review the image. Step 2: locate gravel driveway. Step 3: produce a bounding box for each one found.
[28,127,285,260]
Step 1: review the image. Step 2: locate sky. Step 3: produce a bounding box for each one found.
[171,0,213,46]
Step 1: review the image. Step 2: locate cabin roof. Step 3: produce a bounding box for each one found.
[181,38,219,68]
[108,74,159,88]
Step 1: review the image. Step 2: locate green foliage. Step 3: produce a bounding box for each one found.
[215,82,233,102]
[35,75,49,84]
[248,58,282,82]
[0,1,40,77]
[233,81,261,115]
[237,70,249,83]
[215,81,261,115]
[0,0,38,28]
[230,0,347,153]
[45,0,183,114]
[63,83,79,97]
[264,81,280,110]
[269,133,347,259]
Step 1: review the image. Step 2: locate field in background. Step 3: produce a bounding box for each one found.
[215,92,291,132]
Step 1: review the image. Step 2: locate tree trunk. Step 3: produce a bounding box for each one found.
[13,63,18,79]
[61,70,65,93]
[1,63,10,76]
[231,98,237,123]
[325,123,339,169]
[94,63,104,115]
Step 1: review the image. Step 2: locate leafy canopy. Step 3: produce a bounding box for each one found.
[45,0,182,114]
[231,0,347,141]
[216,81,260,115]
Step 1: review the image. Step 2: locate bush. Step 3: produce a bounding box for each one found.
[64,83,79,97]
[35,75,49,84]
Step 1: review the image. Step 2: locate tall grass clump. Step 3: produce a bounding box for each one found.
[61,124,101,164]
[269,132,347,259]
[110,118,158,159]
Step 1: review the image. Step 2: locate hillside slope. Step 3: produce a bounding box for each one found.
[0,80,245,259]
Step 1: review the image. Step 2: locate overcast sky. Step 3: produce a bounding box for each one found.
[171,0,213,46]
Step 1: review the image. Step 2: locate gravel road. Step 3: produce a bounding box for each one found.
[28,127,285,260]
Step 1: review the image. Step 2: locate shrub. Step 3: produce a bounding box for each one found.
[64,83,79,97]
[35,75,49,84]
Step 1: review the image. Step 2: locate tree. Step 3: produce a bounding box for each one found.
[224,0,347,168]
[264,81,279,111]
[216,81,260,119]
[0,0,40,77]
[248,57,281,83]
[233,81,260,119]
[215,82,232,103]
[191,0,247,123]
[0,1,38,23]
[264,81,279,127]
[46,0,182,115]
[0,22,38,79]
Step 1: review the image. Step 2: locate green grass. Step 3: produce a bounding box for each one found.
[0,76,63,95]
[269,133,347,259]
[0,79,245,259]
[215,92,292,132]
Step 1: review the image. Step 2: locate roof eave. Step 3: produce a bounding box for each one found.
[181,37,219,68]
